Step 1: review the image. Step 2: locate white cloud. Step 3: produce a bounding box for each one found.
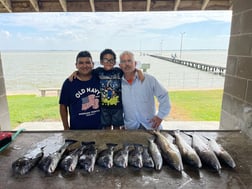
[0,30,11,38]
[0,11,232,50]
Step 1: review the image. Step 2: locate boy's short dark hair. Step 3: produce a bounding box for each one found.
[100,49,116,61]
[76,51,92,62]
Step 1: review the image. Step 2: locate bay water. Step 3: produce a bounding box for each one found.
[1,50,227,94]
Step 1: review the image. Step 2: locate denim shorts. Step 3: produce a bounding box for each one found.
[101,108,124,128]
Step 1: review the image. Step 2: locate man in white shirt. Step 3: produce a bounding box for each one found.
[119,51,171,130]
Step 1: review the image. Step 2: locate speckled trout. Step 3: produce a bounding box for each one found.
[152,130,183,172]
[174,130,202,168]
[189,133,221,171]
[204,136,236,168]
[148,137,163,171]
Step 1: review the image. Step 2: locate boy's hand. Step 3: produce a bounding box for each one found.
[136,69,145,82]
[68,71,78,82]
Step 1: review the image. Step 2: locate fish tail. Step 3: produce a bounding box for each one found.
[106,143,118,150]
[65,139,78,145]
[148,136,155,143]
[182,131,193,138]
[148,129,157,136]
[106,143,117,147]
[201,135,211,141]
[40,146,46,151]
[173,129,181,136]
[122,143,132,149]
[81,141,96,146]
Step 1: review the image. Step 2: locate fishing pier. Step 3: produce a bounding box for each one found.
[149,54,226,76]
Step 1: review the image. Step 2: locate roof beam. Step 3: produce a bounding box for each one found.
[0,0,12,12]
[201,0,210,10]
[119,0,122,12]
[89,0,95,12]
[29,0,39,12]
[146,0,151,11]
[229,0,233,10]
[174,0,180,11]
[59,0,67,12]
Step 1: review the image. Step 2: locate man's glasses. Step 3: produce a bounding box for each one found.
[102,58,115,64]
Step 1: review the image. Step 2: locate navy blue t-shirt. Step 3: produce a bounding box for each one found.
[93,67,123,109]
[59,76,101,130]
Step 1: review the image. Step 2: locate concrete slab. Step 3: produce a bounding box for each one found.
[1,130,250,189]
[13,121,219,131]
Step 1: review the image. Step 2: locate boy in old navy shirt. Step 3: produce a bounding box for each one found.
[59,51,101,130]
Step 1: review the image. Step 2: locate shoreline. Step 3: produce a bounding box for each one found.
[5,88,224,96]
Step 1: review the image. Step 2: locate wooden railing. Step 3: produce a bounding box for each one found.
[149,54,226,76]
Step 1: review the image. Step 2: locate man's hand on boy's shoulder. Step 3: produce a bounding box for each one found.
[68,71,78,82]
[136,69,145,82]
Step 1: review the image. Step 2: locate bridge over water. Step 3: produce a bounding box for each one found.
[149,54,226,76]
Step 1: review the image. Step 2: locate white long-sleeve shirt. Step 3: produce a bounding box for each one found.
[121,73,171,130]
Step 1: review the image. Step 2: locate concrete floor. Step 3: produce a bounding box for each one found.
[14,121,220,131]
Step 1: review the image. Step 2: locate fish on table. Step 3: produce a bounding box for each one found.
[204,136,236,168]
[12,146,45,175]
[113,144,131,168]
[38,139,77,174]
[79,141,97,173]
[142,145,154,168]
[97,143,117,168]
[128,144,144,168]
[148,137,163,171]
[152,130,184,172]
[161,131,175,144]
[60,143,86,173]
[173,130,202,168]
[187,132,221,171]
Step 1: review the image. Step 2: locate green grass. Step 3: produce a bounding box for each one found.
[169,89,223,121]
[7,90,223,129]
[7,95,60,129]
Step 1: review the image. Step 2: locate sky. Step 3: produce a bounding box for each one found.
[0,11,232,51]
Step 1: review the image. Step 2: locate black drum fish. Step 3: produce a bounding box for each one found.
[97,143,117,168]
[12,146,45,175]
[128,144,144,168]
[39,139,77,174]
[113,144,131,168]
[79,141,97,173]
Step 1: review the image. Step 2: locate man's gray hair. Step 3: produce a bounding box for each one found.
[120,51,135,61]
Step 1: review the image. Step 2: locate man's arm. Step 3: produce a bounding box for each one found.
[151,77,171,129]
[59,104,70,130]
